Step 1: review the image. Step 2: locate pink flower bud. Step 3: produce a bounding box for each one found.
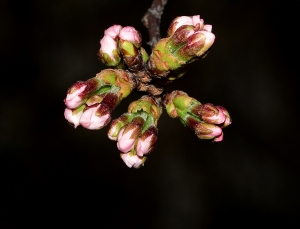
[107,115,128,141]
[64,83,87,109]
[216,106,232,127]
[136,126,158,157]
[121,153,144,168]
[196,103,226,125]
[100,35,119,60]
[168,15,202,36]
[195,31,215,57]
[79,104,111,130]
[117,117,144,153]
[119,26,142,47]
[196,123,223,140]
[213,132,224,142]
[64,107,84,128]
[104,25,123,39]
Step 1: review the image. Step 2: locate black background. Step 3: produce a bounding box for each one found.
[1,0,299,228]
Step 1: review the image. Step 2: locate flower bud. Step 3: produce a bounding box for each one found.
[136,126,158,157]
[79,103,111,130]
[98,35,121,67]
[104,25,123,38]
[64,82,87,109]
[194,31,215,57]
[64,78,102,109]
[107,114,129,140]
[119,26,142,48]
[192,103,226,124]
[121,153,145,169]
[167,15,202,37]
[216,106,232,128]
[195,122,223,140]
[64,105,85,128]
[117,117,144,153]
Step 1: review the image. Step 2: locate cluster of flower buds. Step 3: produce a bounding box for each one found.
[64,14,232,168]
[164,90,231,142]
[64,69,136,130]
[147,15,215,79]
[107,96,162,168]
[98,25,149,71]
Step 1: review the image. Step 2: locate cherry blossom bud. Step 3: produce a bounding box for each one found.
[117,117,144,153]
[192,103,226,124]
[216,106,232,128]
[107,114,129,140]
[168,15,201,36]
[136,126,158,157]
[64,78,102,109]
[121,153,145,169]
[64,105,85,128]
[119,26,142,48]
[194,31,215,57]
[186,116,223,141]
[104,25,122,38]
[79,103,111,130]
[213,132,224,142]
[195,123,223,140]
[64,82,87,109]
[98,35,121,67]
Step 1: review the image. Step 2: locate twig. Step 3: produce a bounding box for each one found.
[142,0,168,49]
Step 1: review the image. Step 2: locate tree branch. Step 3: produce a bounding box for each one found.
[142,0,168,49]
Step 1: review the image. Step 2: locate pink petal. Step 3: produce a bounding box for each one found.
[203,24,212,32]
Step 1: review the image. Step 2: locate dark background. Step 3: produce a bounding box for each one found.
[1,0,299,228]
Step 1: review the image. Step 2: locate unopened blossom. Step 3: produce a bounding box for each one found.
[136,126,158,157]
[64,78,102,109]
[64,83,87,109]
[79,104,111,130]
[119,26,142,48]
[216,106,232,128]
[121,153,145,168]
[99,35,121,67]
[193,121,223,141]
[167,15,202,36]
[117,117,144,153]
[104,25,123,38]
[192,103,226,125]
[107,114,129,140]
[64,105,85,128]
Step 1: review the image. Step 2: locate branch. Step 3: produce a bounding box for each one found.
[142,0,168,49]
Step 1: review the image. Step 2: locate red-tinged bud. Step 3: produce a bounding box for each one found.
[167,15,202,37]
[107,114,129,140]
[117,117,144,153]
[216,106,232,128]
[195,31,215,57]
[120,153,145,169]
[64,78,102,109]
[64,82,87,109]
[64,105,85,128]
[192,103,226,125]
[79,103,111,130]
[119,26,142,48]
[136,126,158,157]
[195,122,223,141]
